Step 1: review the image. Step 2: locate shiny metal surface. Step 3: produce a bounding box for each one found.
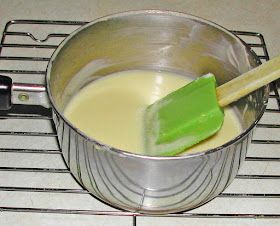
[11,83,50,108]
[46,11,269,214]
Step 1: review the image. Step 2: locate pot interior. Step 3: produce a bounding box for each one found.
[47,11,268,141]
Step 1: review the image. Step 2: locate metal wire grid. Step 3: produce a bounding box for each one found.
[0,20,279,225]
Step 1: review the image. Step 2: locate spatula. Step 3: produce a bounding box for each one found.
[144,55,280,156]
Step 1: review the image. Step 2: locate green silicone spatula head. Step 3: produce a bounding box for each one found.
[144,55,280,156]
[144,74,224,156]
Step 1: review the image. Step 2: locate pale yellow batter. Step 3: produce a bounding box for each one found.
[64,70,242,155]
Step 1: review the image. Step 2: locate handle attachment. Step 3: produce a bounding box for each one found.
[0,75,49,110]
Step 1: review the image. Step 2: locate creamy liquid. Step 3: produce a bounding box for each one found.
[64,70,242,155]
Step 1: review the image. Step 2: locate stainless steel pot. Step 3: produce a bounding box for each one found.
[0,10,269,214]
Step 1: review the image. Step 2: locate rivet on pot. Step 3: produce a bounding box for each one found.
[18,93,29,101]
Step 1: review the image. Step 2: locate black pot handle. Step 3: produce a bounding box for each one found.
[0,75,12,110]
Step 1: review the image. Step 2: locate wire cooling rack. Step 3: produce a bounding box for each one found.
[0,20,279,226]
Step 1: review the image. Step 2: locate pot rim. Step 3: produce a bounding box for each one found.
[46,9,269,160]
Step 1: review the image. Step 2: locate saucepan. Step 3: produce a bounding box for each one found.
[0,10,269,214]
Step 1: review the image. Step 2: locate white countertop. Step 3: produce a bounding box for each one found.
[0,1,280,226]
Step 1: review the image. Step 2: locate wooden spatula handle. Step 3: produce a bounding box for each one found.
[216,55,280,107]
